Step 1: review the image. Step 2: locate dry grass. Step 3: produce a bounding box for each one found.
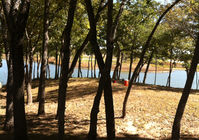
[0,78,199,140]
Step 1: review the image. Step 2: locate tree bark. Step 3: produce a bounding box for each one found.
[85,0,125,139]
[0,11,14,131]
[172,34,199,140]
[58,54,61,78]
[56,0,77,139]
[25,30,33,104]
[91,55,93,78]
[37,53,40,79]
[2,1,30,139]
[154,55,157,85]
[143,49,154,84]
[166,48,173,87]
[78,56,82,77]
[4,57,14,131]
[55,45,58,79]
[37,0,50,115]
[112,45,120,80]
[94,56,97,78]
[121,0,181,118]
[128,51,133,80]
[87,55,90,78]
[118,53,123,80]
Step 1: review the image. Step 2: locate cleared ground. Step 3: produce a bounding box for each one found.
[0,78,199,140]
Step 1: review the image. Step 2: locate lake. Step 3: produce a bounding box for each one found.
[0,59,198,89]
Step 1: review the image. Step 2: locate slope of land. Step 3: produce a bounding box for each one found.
[0,78,199,140]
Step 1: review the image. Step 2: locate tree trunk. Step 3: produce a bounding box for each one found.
[88,76,104,140]
[91,55,93,78]
[87,56,90,78]
[27,50,33,104]
[55,45,58,79]
[37,53,40,79]
[2,1,30,139]
[56,1,77,140]
[38,0,50,115]
[25,30,33,104]
[128,52,133,80]
[78,56,82,77]
[118,53,123,80]
[0,12,14,131]
[85,0,125,139]
[112,45,120,80]
[166,48,173,87]
[58,54,61,78]
[172,34,199,140]
[121,0,180,118]
[94,57,97,78]
[33,61,36,79]
[143,49,154,84]
[4,57,14,131]
[154,55,157,85]
[11,34,28,140]
[46,54,50,79]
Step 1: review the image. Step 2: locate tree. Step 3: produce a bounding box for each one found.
[0,8,14,131]
[38,0,50,115]
[57,0,77,139]
[172,33,199,140]
[122,0,181,118]
[1,0,30,139]
[85,0,126,139]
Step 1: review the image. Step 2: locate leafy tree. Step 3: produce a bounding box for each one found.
[1,0,30,139]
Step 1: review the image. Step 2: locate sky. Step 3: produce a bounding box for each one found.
[155,0,172,4]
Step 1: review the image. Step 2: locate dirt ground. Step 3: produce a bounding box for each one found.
[0,78,199,140]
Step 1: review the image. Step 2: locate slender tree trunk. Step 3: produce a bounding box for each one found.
[55,46,58,79]
[128,52,133,80]
[112,45,120,80]
[154,55,157,85]
[58,54,61,78]
[91,55,93,78]
[46,54,50,79]
[37,53,40,79]
[85,0,125,139]
[0,12,14,131]
[172,34,199,140]
[118,53,123,80]
[25,30,33,104]
[88,76,104,140]
[4,57,14,131]
[27,50,33,104]
[37,0,50,115]
[33,61,36,79]
[78,56,82,77]
[166,48,173,87]
[121,0,181,118]
[57,1,77,139]
[94,56,97,78]
[87,56,90,78]
[143,49,154,84]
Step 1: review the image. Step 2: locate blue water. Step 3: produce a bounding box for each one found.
[0,59,198,89]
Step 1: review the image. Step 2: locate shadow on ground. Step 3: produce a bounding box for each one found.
[0,133,199,140]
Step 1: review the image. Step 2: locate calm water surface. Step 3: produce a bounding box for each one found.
[0,59,198,89]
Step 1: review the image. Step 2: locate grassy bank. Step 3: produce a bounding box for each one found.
[0,78,199,139]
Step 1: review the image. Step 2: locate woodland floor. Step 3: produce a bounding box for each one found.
[0,78,199,140]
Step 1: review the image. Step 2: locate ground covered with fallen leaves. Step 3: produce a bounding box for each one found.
[0,78,199,140]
